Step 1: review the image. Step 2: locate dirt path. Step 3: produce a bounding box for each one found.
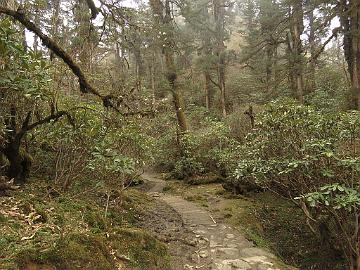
[142,173,294,270]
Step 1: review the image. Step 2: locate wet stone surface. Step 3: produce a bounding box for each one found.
[143,173,296,270]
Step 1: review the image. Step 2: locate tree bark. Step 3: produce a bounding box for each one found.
[3,107,29,184]
[4,140,25,184]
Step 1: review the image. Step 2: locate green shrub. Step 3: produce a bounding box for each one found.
[152,111,240,179]
[229,98,360,269]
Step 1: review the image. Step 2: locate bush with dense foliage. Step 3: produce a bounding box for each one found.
[227,99,360,269]
[150,107,240,179]
[32,101,153,190]
[0,19,56,183]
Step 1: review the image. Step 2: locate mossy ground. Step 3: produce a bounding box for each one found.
[0,178,170,270]
[163,180,346,270]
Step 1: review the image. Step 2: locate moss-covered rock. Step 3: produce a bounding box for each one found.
[110,227,170,270]
[84,208,107,231]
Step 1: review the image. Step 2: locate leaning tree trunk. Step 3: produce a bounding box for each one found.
[150,0,188,133]
[164,46,188,132]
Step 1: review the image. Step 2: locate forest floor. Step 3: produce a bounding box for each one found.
[140,173,294,270]
[0,173,342,270]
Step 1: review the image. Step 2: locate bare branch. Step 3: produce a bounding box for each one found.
[308,28,340,64]
[209,76,221,90]
[23,111,71,133]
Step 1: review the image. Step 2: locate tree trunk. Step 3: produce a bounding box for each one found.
[151,63,156,110]
[219,53,227,117]
[265,46,274,93]
[75,0,93,71]
[273,45,279,92]
[340,0,360,109]
[4,140,25,184]
[150,0,188,133]
[200,2,212,111]
[33,7,40,53]
[307,8,316,93]
[350,1,360,110]
[288,2,305,103]
[50,0,61,60]
[3,107,29,184]
[213,0,227,117]
[349,251,360,270]
[204,71,211,110]
[133,44,144,92]
[164,51,188,132]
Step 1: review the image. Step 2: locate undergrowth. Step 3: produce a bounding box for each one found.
[0,178,170,270]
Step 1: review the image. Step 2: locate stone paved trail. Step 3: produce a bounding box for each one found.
[143,173,295,270]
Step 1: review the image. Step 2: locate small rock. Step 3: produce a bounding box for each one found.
[189,239,197,246]
[214,259,251,270]
[190,254,199,262]
[199,250,209,258]
[225,259,251,269]
[210,241,222,248]
[257,265,278,270]
[217,247,239,256]
[240,248,276,259]
[198,239,207,245]
[225,233,235,239]
[242,256,273,265]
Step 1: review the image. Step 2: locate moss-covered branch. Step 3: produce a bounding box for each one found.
[0,7,101,98]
